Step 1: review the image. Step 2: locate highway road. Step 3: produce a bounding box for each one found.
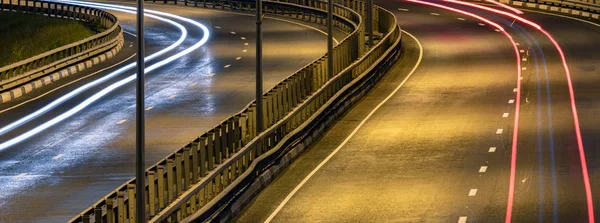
[236,1,600,222]
[0,1,342,222]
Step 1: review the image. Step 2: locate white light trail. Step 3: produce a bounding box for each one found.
[0,1,210,151]
[0,7,185,136]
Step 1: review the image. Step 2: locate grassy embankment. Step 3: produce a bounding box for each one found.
[0,11,97,68]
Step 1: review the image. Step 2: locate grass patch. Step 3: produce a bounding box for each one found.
[0,11,97,68]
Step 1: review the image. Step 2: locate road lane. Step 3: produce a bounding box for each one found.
[0,2,335,222]
[434,2,600,221]
[234,2,600,222]
[237,2,518,222]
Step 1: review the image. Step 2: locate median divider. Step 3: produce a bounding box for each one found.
[0,0,123,103]
[68,1,401,222]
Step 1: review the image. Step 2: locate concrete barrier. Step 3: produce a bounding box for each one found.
[0,0,123,103]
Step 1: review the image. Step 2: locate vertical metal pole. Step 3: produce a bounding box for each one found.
[256,0,264,133]
[135,0,146,222]
[366,0,373,47]
[327,0,333,79]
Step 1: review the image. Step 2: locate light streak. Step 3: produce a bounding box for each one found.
[0,8,186,136]
[442,1,594,222]
[405,0,524,222]
[0,1,210,151]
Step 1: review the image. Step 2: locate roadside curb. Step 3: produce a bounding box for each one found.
[0,37,124,104]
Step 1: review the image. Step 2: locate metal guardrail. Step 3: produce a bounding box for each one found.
[0,0,122,91]
[68,0,400,222]
[494,0,600,13]
[536,0,600,10]
[185,5,401,222]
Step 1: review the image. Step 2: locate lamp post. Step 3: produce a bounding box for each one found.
[328,0,333,79]
[135,0,146,221]
[367,0,373,47]
[256,0,264,133]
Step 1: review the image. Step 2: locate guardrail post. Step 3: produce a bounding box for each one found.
[220,122,228,158]
[207,131,215,169]
[106,197,115,223]
[117,191,125,223]
[248,106,255,139]
[233,116,240,151]
[191,140,199,183]
[94,205,102,223]
[175,153,183,196]
[127,184,136,223]
[148,170,156,216]
[82,214,90,223]
[227,119,234,155]
[240,114,248,145]
[183,147,191,190]
[214,128,222,164]
[262,95,269,128]
[166,159,174,202]
[199,136,207,176]
[157,165,165,210]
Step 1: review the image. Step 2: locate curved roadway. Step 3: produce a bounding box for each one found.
[0,1,339,222]
[235,1,600,222]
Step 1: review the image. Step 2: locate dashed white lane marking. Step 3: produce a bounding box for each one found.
[236,57,242,60]
[244,43,249,46]
[214,26,221,29]
[458,216,468,223]
[117,119,127,124]
[242,49,247,53]
[189,82,197,87]
[509,99,515,104]
[522,57,528,62]
[431,12,440,15]
[240,37,246,40]
[145,106,154,111]
[522,67,527,71]
[503,113,510,118]
[513,88,518,92]
[496,129,504,134]
[520,76,524,80]
[489,147,497,152]
[478,23,486,26]
[52,154,65,160]
[468,189,478,196]
[479,166,488,173]
[520,49,525,53]
[14,173,27,179]
[169,95,177,99]
[209,73,216,77]
[516,42,520,46]
[495,29,501,32]
[224,64,231,68]
[457,17,466,20]
[230,31,237,35]
[398,8,409,11]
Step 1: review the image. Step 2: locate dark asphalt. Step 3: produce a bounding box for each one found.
[236,1,600,223]
[0,2,338,222]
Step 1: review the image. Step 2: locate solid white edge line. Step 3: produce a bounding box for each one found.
[263,30,424,223]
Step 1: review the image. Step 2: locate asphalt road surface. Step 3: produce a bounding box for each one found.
[0,1,342,222]
[236,1,600,222]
